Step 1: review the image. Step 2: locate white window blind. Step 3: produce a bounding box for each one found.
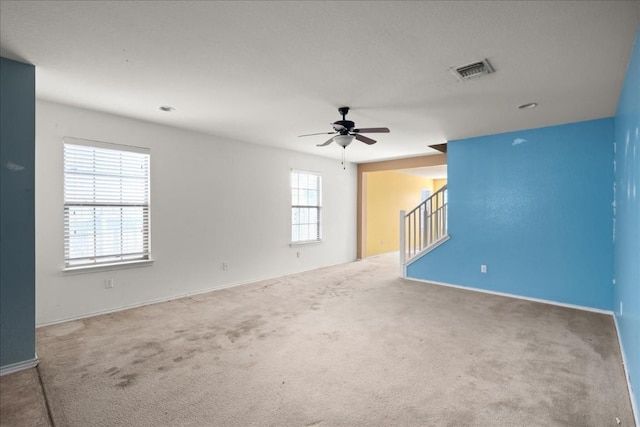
[63,138,150,268]
[291,170,322,243]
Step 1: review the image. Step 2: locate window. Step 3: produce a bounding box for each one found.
[63,138,150,269]
[291,170,322,243]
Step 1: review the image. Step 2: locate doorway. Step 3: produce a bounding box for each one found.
[357,155,447,259]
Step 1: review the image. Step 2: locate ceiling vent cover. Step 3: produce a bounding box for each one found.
[451,59,495,80]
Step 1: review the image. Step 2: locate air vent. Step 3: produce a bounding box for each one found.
[451,59,495,80]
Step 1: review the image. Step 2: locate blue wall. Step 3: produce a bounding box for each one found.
[0,57,36,369]
[614,27,640,418]
[407,118,614,311]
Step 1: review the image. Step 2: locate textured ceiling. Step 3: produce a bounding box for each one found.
[1,1,638,163]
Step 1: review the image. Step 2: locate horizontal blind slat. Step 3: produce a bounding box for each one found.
[64,142,151,268]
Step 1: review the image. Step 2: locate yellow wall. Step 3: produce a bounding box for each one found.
[366,171,436,256]
[434,179,447,192]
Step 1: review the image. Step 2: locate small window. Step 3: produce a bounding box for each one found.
[63,138,151,269]
[291,170,322,243]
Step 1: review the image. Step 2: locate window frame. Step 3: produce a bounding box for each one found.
[290,169,323,245]
[62,137,152,272]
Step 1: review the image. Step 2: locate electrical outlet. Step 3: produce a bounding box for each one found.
[480,265,487,273]
[105,278,114,289]
[222,261,229,271]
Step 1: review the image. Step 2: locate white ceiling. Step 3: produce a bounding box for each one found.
[1,1,638,163]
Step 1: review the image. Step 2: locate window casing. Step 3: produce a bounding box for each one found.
[63,138,151,269]
[291,170,322,243]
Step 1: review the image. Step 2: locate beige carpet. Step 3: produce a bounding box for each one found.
[0,367,51,427]
[34,253,634,426]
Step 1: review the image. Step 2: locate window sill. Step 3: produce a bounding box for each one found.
[289,240,323,247]
[63,259,155,275]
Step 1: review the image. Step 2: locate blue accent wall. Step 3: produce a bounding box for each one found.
[614,27,640,418]
[0,57,36,368]
[407,118,614,311]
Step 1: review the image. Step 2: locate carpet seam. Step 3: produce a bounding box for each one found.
[36,364,56,427]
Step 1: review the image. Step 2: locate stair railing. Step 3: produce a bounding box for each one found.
[400,185,448,267]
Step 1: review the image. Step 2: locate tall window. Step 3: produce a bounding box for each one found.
[291,170,322,243]
[63,138,150,268]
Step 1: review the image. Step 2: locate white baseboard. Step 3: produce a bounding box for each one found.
[0,356,39,376]
[37,259,357,328]
[37,281,251,327]
[403,277,614,315]
[613,314,639,427]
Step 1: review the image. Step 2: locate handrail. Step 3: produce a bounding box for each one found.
[400,185,448,267]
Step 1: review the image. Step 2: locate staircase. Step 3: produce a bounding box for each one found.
[399,185,449,275]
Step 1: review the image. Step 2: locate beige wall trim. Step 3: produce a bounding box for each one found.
[356,154,446,259]
[358,154,447,173]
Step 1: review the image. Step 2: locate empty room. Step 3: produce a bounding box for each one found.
[1,1,639,426]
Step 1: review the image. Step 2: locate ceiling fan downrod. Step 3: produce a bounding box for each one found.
[338,106,350,121]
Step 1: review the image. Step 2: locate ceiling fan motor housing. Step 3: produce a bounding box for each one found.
[333,120,355,133]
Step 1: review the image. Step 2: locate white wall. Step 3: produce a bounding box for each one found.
[35,101,357,325]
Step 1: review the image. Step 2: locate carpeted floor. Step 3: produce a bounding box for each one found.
[10,253,637,426]
[0,367,51,427]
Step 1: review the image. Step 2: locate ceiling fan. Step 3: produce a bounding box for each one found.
[298,106,390,148]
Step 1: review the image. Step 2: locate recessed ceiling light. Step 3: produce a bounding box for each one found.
[518,102,537,110]
[159,105,175,112]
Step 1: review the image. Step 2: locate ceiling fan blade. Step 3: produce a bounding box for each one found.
[352,127,390,134]
[355,134,377,145]
[298,131,336,137]
[316,137,334,147]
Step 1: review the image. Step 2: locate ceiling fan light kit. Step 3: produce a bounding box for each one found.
[334,135,354,148]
